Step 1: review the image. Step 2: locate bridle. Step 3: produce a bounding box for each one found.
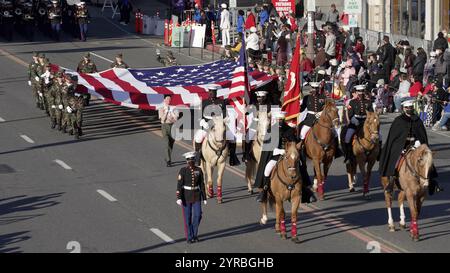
[206,123,227,166]
[404,149,430,187]
[356,118,379,156]
[312,105,339,152]
[274,152,301,200]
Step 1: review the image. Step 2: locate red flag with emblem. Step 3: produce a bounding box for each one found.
[281,34,302,125]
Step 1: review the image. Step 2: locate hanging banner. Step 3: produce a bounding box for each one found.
[348,14,358,27]
[271,0,296,16]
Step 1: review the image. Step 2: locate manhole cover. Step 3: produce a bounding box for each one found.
[0,164,15,174]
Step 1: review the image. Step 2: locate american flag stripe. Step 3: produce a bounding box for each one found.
[59,59,273,111]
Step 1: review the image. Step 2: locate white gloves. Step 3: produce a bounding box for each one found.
[203,200,207,205]
[176,199,182,206]
[58,104,63,110]
[315,111,322,119]
[51,105,56,109]
[28,81,31,86]
[35,76,40,82]
[414,140,421,148]
[38,92,43,97]
[351,116,360,126]
[75,93,81,97]
[66,106,72,113]
[199,119,209,130]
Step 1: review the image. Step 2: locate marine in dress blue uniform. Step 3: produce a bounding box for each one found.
[177,152,207,244]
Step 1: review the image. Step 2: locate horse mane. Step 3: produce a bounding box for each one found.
[415,144,433,169]
[324,99,335,109]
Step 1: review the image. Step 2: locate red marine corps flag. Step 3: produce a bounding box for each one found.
[281,34,302,125]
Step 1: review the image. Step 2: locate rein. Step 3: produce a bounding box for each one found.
[404,150,429,186]
[206,131,227,166]
[274,155,300,201]
[311,109,336,152]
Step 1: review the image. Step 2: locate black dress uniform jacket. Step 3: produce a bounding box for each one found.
[348,97,373,129]
[177,166,207,204]
[201,98,227,121]
[300,93,326,127]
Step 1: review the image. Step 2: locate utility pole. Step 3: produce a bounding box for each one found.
[306,10,315,61]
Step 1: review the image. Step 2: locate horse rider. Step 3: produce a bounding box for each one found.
[379,99,443,195]
[194,85,241,167]
[77,53,97,106]
[343,84,374,163]
[298,82,343,157]
[176,151,207,244]
[242,90,271,163]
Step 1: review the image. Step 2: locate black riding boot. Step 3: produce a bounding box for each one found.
[385,176,396,194]
[51,120,56,129]
[78,127,83,136]
[194,142,202,166]
[334,137,343,158]
[256,176,270,203]
[428,179,444,196]
[344,143,352,163]
[242,141,253,163]
[229,142,241,166]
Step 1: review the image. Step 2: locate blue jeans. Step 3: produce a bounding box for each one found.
[182,201,202,241]
[439,112,450,127]
[79,23,88,41]
[51,23,61,40]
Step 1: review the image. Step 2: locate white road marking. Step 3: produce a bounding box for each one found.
[150,228,175,243]
[96,189,118,202]
[90,52,113,63]
[54,159,73,170]
[20,134,35,144]
[0,117,5,122]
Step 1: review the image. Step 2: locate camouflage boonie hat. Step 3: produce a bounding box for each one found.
[84,52,90,58]
[39,53,46,59]
[33,52,39,57]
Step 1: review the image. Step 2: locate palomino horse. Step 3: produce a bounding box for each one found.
[381,144,433,241]
[345,111,380,197]
[245,111,271,194]
[200,116,229,204]
[304,99,340,200]
[267,141,302,243]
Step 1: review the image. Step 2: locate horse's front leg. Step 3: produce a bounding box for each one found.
[278,198,286,239]
[216,157,226,204]
[357,157,369,198]
[346,160,356,192]
[205,162,214,199]
[398,190,407,229]
[406,190,420,241]
[275,197,281,234]
[381,176,395,232]
[260,201,268,225]
[313,159,324,200]
[364,157,377,197]
[290,187,301,243]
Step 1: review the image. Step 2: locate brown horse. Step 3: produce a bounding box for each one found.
[267,141,302,243]
[304,99,340,200]
[345,111,380,198]
[381,144,433,241]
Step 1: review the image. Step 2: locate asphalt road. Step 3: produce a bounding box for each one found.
[0,6,449,253]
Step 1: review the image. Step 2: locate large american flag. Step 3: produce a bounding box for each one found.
[60,59,274,111]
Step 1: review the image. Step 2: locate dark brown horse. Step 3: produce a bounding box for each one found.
[304,99,340,200]
[381,144,433,241]
[345,111,380,198]
[267,141,302,243]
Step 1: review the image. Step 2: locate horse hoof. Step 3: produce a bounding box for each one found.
[217,199,222,204]
[349,188,356,193]
[280,234,287,240]
[291,237,301,244]
[399,224,407,230]
[411,235,420,242]
[275,230,281,235]
[388,226,396,232]
[248,189,253,195]
[363,194,371,200]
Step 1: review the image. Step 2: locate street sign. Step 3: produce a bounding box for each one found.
[307,12,314,34]
[229,0,237,8]
[344,0,362,14]
[271,0,295,16]
[307,0,316,12]
[348,14,358,27]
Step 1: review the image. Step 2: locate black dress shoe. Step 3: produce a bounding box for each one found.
[187,240,192,244]
[193,237,199,243]
[166,161,171,167]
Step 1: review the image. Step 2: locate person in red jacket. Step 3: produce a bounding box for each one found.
[300,52,314,82]
[245,9,256,30]
[354,37,365,55]
[409,74,423,97]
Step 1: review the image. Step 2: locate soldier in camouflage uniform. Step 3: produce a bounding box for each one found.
[28,52,41,108]
[54,72,65,131]
[61,75,76,134]
[67,91,84,139]
[77,53,97,106]
[110,53,129,69]
[36,54,48,110]
[40,63,54,116]
[48,72,63,129]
